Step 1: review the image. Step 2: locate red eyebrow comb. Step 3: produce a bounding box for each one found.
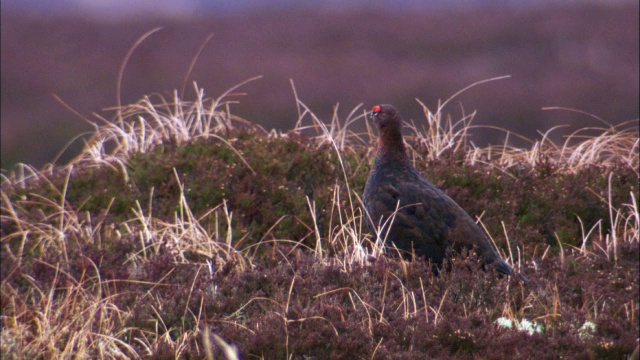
[372,105,381,113]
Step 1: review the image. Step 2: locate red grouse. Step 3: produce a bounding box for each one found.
[363,104,529,283]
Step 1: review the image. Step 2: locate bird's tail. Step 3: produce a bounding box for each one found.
[494,259,530,285]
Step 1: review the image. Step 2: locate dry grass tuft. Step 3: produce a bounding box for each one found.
[464,119,639,175]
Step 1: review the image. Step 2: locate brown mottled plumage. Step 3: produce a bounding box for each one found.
[363,104,529,284]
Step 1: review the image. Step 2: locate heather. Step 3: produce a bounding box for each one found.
[1,75,638,358]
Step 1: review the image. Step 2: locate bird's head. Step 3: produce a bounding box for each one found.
[370,104,401,131]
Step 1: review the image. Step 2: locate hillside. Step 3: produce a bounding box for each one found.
[1,80,639,358]
[2,3,639,169]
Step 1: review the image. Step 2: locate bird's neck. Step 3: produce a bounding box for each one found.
[376,128,410,166]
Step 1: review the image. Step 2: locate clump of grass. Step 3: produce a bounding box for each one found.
[52,77,262,184]
[287,83,385,268]
[407,76,509,161]
[463,117,639,176]
[1,263,138,359]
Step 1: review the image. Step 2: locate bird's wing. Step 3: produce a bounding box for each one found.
[365,177,457,263]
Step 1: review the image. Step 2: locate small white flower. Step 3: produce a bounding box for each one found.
[495,317,514,329]
[495,317,544,335]
[518,318,544,335]
[578,321,596,339]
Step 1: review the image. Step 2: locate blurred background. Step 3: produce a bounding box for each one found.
[1,0,638,169]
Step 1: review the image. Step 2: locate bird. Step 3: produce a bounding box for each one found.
[363,104,529,284]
